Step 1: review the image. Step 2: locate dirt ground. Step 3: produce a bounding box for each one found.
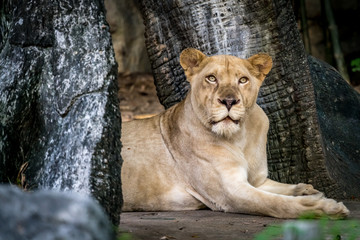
[120,210,283,240]
[119,201,360,240]
[117,74,360,240]
[118,73,164,122]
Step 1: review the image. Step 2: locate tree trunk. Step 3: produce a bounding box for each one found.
[104,0,151,73]
[0,0,122,224]
[299,0,311,54]
[138,0,360,198]
[323,0,350,84]
[308,56,360,198]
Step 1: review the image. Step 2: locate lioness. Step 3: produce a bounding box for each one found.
[121,48,349,218]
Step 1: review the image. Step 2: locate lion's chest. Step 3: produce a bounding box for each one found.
[230,129,268,187]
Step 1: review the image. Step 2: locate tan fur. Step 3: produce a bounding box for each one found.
[121,48,349,218]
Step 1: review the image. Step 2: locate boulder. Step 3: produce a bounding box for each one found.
[0,185,115,240]
[0,0,122,224]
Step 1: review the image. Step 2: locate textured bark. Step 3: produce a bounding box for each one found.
[309,56,360,198]
[0,0,122,224]
[138,0,360,198]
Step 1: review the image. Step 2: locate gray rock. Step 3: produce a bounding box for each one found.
[0,185,116,240]
[0,0,122,224]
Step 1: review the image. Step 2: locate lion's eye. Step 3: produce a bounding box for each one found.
[206,75,217,84]
[239,77,249,84]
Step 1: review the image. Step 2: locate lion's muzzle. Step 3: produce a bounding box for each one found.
[217,98,240,111]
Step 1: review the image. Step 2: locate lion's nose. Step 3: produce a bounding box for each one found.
[218,98,240,111]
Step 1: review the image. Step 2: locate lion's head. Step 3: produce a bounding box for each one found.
[180,48,272,138]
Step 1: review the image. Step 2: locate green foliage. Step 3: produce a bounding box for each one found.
[254,225,283,240]
[298,211,327,220]
[254,214,360,240]
[117,233,133,240]
[351,58,360,72]
[113,225,133,240]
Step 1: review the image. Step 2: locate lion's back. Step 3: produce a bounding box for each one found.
[121,114,167,171]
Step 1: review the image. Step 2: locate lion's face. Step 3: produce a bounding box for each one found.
[180,48,272,138]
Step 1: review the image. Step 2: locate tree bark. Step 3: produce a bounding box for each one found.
[308,56,360,198]
[0,0,122,224]
[138,0,360,198]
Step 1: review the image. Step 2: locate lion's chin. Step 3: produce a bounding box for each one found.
[210,117,241,138]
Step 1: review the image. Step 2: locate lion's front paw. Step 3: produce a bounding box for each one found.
[298,194,350,219]
[293,183,319,196]
[321,199,350,219]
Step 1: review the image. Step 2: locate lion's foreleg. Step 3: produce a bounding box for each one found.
[222,181,348,219]
[257,178,320,196]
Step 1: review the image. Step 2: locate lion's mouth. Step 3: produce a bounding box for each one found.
[210,116,240,125]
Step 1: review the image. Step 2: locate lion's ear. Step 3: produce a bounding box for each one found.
[180,48,207,73]
[247,53,273,81]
